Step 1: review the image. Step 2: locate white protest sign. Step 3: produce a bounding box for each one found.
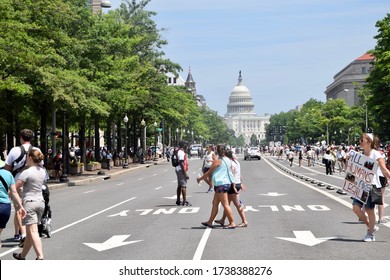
[342,150,378,204]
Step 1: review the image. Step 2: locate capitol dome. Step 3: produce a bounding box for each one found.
[226,71,256,116]
[231,83,250,96]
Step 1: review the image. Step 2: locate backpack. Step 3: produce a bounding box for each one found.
[12,145,33,177]
[171,149,180,167]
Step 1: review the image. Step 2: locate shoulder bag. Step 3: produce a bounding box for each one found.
[370,185,383,205]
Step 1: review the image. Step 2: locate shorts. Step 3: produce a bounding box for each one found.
[214,184,230,193]
[0,203,11,228]
[23,200,45,226]
[228,183,241,194]
[202,167,210,174]
[352,195,376,209]
[175,170,187,187]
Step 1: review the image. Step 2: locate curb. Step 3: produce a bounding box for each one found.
[47,160,163,190]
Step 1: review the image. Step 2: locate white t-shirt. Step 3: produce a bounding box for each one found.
[5,144,36,179]
[231,159,241,184]
[369,149,384,188]
[175,149,186,172]
[203,151,214,168]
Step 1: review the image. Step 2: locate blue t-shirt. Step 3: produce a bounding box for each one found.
[0,169,15,204]
[212,157,234,186]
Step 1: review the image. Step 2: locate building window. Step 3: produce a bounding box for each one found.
[362,67,367,74]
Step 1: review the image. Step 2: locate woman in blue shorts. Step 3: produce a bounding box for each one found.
[197,145,236,229]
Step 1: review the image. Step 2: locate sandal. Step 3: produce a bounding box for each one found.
[214,219,225,226]
[223,225,236,229]
[13,253,26,260]
[201,222,215,228]
[237,222,248,228]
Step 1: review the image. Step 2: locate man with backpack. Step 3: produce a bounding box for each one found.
[172,141,191,206]
[4,129,40,245]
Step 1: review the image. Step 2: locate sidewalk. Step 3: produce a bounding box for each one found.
[47,158,165,190]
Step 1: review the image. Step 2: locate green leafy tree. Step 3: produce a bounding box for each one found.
[365,13,390,140]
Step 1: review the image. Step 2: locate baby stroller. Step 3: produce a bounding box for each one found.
[38,184,52,238]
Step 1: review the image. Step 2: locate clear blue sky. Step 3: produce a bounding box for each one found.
[108,0,389,117]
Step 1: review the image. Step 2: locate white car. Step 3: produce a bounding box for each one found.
[244,147,261,160]
[190,144,202,156]
[190,147,200,156]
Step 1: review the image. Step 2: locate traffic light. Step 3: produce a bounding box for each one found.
[159,121,163,128]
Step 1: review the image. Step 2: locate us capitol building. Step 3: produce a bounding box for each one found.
[225,71,270,145]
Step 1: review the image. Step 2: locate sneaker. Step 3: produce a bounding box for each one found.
[14,235,21,242]
[363,233,375,242]
[176,200,181,206]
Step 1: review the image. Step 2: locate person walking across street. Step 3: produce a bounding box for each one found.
[202,145,215,193]
[197,144,236,229]
[12,148,46,259]
[175,141,191,206]
[214,151,248,228]
[336,146,346,175]
[288,150,294,167]
[11,148,46,260]
[323,149,333,175]
[352,133,390,242]
[4,129,39,245]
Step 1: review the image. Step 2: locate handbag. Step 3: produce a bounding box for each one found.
[370,186,383,205]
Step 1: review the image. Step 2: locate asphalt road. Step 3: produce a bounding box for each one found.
[1,155,389,260]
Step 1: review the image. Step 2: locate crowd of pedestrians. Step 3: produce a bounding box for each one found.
[268,135,390,242]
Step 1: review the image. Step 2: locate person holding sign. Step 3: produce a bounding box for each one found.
[351,133,390,242]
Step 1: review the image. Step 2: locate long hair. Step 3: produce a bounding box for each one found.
[215,144,227,157]
[29,148,44,164]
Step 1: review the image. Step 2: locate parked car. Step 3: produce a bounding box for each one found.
[190,144,202,156]
[244,147,261,160]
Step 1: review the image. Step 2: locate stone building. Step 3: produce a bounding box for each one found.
[324,53,374,106]
[225,71,270,145]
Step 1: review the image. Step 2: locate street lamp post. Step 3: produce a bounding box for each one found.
[176,128,179,146]
[123,115,129,168]
[154,121,157,160]
[140,119,146,164]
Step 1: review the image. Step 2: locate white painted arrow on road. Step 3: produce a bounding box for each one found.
[259,192,287,197]
[108,210,129,217]
[276,231,337,246]
[84,235,143,252]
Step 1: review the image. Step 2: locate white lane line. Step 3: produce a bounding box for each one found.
[193,205,221,260]
[0,197,137,258]
[263,158,351,208]
[52,197,137,234]
[193,228,212,260]
[117,183,124,186]
[155,187,163,190]
[84,190,95,194]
